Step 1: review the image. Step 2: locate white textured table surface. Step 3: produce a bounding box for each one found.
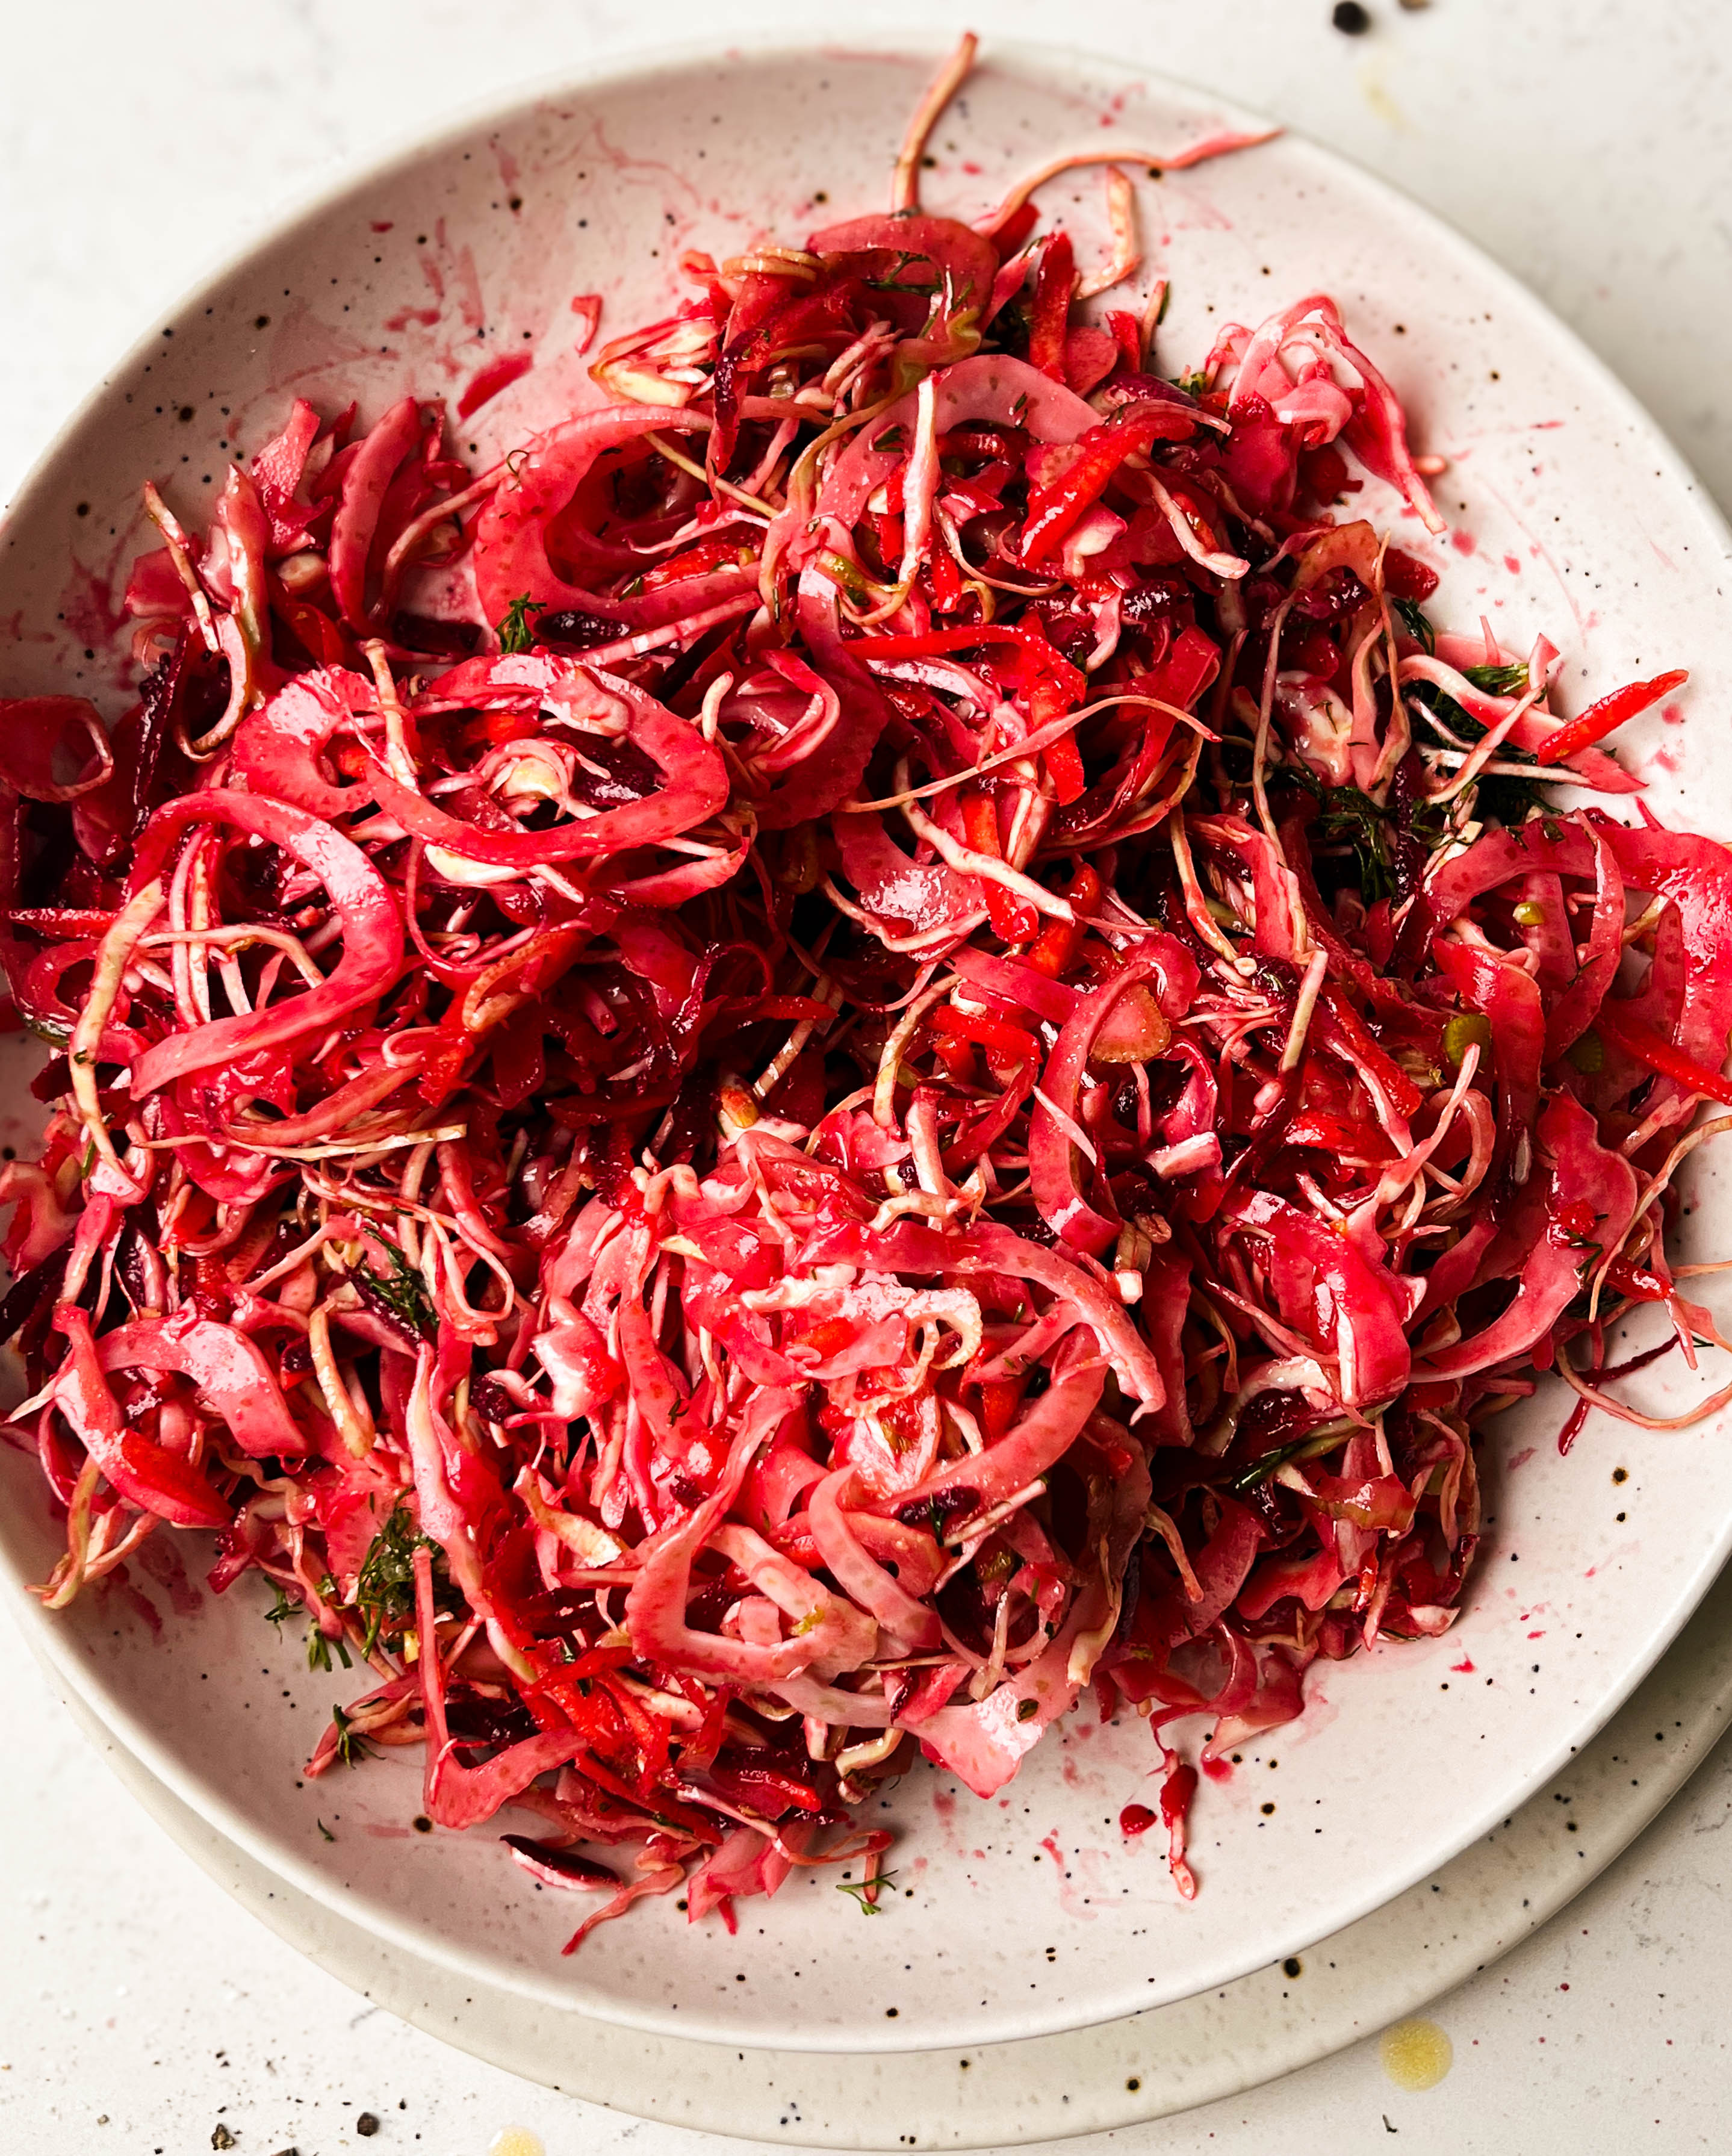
[4,2,1732,2151]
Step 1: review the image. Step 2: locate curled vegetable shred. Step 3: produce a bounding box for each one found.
[3,36,1727,1940]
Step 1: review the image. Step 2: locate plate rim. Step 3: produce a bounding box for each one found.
[22,1557,1731,2146]
[4,22,1732,2058]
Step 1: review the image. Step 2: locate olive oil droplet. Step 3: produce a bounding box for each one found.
[488,2130,547,2156]
[1379,2018,1453,2091]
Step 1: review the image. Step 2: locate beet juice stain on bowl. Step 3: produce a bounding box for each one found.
[3,30,1732,2046]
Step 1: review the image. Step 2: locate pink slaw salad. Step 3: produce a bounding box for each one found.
[3,34,1729,1944]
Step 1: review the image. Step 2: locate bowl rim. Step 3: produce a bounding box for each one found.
[4,25,1731,2055]
[26,1558,1732,2145]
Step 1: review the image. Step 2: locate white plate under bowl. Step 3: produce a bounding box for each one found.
[32,1555,1732,2146]
[3,32,1731,2060]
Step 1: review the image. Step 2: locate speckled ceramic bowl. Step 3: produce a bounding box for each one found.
[3,34,1731,2059]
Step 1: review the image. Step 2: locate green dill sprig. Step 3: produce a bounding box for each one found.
[308,1621,353,1675]
[1475,772,1556,829]
[265,1580,350,1671]
[496,593,546,654]
[1405,679,1555,829]
[1391,595,1435,653]
[837,1871,897,1914]
[268,1506,433,1669]
[1287,765,1392,903]
[1228,1429,1347,1496]
[1462,661,1529,695]
[330,1703,373,1767]
[352,1503,434,1657]
[1406,677,1488,747]
[861,250,928,292]
[1318,786,1392,904]
[360,1241,436,1341]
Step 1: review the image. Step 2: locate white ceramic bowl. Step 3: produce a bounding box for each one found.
[4,34,1731,2059]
